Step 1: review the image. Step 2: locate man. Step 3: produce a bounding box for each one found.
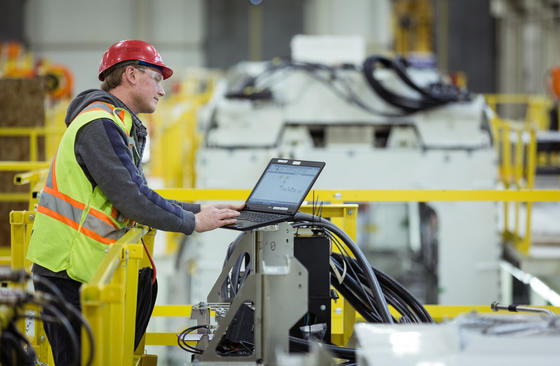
[26,40,242,365]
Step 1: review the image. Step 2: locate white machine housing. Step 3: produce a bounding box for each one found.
[191,38,499,306]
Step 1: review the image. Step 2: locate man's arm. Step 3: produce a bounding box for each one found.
[75,119,239,234]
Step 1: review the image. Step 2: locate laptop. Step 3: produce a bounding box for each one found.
[224,158,325,231]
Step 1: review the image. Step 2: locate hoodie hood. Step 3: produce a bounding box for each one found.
[64,89,147,139]
[65,89,148,164]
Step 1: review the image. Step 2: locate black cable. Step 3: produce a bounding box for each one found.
[7,323,36,363]
[33,275,96,365]
[362,55,469,113]
[35,301,80,366]
[177,325,208,354]
[334,253,433,323]
[363,56,434,112]
[323,231,380,318]
[235,59,408,117]
[225,218,430,325]
[333,254,406,317]
[291,222,379,318]
[1,331,24,366]
[231,252,249,297]
[329,256,386,321]
[335,253,429,323]
[0,323,36,366]
[294,214,432,324]
[293,213,393,323]
[221,234,247,300]
[329,274,381,323]
[17,312,59,323]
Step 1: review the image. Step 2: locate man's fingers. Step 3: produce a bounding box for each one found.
[195,206,243,232]
[216,209,240,218]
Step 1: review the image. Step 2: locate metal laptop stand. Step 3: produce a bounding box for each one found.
[193,223,308,365]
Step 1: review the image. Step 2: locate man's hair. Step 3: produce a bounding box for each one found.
[100,60,139,92]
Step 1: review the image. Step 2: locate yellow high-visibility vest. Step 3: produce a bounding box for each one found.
[27,101,136,283]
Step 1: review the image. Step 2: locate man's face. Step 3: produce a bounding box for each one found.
[131,66,165,114]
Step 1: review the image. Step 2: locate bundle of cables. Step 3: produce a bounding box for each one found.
[224,55,470,117]
[177,212,433,363]
[0,270,94,366]
[362,55,471,113]
[225,58,406,117]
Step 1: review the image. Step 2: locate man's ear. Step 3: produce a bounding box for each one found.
[123,65,138,86]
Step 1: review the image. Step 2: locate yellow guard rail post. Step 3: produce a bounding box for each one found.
[80,226,152,366]
[492,118,537,254]
[485,94,542,255]
[8,209,157,365]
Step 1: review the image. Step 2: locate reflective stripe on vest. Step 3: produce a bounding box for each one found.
[38,187,124,245]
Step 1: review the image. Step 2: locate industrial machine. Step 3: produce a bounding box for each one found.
[179,214,434,365]
[189,35,499,306]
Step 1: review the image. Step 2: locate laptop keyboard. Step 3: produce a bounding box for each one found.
[237,211,287,223]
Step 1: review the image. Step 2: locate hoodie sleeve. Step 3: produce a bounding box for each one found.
[75,118,200,235]
[168,200,201,213]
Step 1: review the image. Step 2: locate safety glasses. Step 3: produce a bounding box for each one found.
[135,67,163,85]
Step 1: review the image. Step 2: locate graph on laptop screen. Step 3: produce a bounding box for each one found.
[248,163,321,206]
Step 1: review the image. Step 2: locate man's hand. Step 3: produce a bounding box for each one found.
[194,203,245,233]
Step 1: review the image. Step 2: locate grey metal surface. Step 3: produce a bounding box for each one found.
[197,223,308,365]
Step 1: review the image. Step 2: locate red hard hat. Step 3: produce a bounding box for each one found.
[98,40,173,81]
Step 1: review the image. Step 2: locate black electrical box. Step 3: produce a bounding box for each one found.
[290,234,331,344]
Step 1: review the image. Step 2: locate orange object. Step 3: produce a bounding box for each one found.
[45,64,74,99]
[549,67,560,100]
[98,40,173,81]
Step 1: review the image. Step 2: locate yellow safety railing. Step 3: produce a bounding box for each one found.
[156,188,560,203]
[485,94,554,255]
[485,94,553,131]
[10,169,48,210]
[81,226,157,366]
[485,93,560,178]
[7,209,158,365]
[492,118,537,254]
[0,100,66,206]
[355,304,560,323]
[0,98,66,165]
[0,162,50,204]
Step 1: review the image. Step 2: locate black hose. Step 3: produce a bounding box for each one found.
[334,253,433,323]
[38,302,80,366]
[362,55,469,113]
[33,275,96,365]
[293,213,393,323]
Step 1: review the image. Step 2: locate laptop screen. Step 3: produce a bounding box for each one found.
[246,159,324,214]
